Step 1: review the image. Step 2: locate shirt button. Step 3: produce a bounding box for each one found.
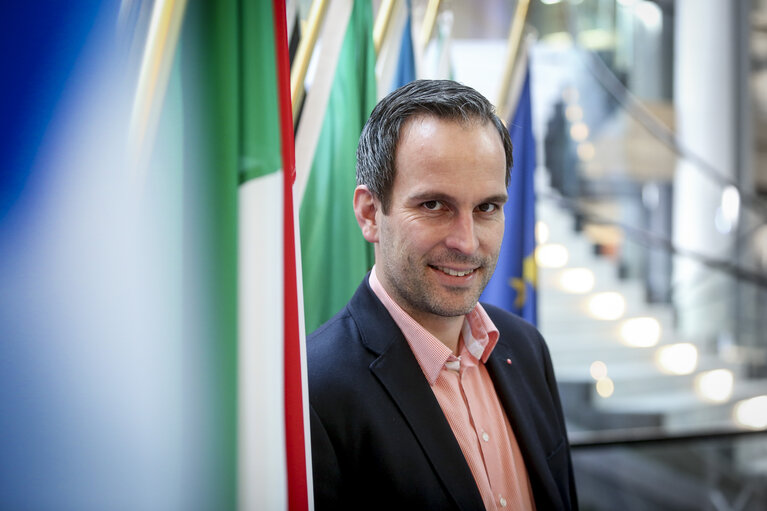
[500,496,507,507]
[482,432,490,442]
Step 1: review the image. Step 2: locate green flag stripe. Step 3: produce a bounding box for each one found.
[299,0,377,334]
[179,0,239,507]
[240,0,282,183]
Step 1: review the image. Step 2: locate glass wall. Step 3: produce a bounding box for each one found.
[523,0,767,507]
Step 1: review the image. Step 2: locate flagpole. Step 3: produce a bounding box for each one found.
[419,0,441,50]
[373,0,397,57]
[496,0,531,117]
[127,0,188,185]
[290,0,330,123]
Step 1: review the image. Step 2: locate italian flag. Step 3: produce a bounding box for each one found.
[238,0,310,509]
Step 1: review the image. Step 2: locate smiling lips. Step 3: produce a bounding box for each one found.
[432,265,478,277]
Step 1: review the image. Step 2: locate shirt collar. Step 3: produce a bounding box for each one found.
[369,266,500,385]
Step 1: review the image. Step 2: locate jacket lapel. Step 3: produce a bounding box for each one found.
[348,277,484,511]
[486,342,564,509]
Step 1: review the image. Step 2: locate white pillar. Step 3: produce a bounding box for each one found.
[672,0,738,339]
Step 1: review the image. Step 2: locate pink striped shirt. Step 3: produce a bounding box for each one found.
[369,267,535,510]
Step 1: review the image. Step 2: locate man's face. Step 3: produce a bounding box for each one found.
[374,115,508,325]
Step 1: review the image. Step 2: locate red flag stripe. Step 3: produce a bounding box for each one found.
[273,0,309,509]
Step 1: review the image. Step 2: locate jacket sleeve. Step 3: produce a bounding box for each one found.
[309,404,344,509]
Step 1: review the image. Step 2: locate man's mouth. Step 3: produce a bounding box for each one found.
[431,265,478,277]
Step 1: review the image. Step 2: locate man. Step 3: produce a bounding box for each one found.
[308,80,577,510]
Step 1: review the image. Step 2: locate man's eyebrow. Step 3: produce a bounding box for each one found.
[407,192,509,205]
[483,194,509,205]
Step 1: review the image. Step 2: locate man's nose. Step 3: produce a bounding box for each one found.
[445,212,479,254]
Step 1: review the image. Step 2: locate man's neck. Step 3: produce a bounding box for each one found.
[408,311,464,355]
[369,266,466,354]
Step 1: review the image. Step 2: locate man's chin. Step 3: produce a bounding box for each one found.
[427,295,482,318]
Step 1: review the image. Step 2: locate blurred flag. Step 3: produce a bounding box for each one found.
[236,0,309,509]
[297,0,377,334]
[0,1,237,509]
[481,64,537,325]
[416,8,454,80]
[2,1,313,509]
[390,1,415,90]
[374,0,414,97]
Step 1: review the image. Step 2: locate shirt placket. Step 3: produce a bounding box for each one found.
[459,355,505,510]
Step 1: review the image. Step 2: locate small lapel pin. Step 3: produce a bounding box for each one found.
[506,358,512,365]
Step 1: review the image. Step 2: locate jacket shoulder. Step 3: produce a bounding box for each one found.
[307,305,365,374]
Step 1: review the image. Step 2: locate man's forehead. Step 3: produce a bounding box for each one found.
[394,115,502,165]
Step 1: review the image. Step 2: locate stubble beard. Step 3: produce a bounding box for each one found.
[384,252,498,320]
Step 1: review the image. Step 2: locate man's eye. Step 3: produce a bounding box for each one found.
[477,203,497,213]
[422,200,443,211]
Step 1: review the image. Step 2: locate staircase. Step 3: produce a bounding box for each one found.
[536,188,767,434]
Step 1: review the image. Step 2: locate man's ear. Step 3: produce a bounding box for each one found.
[353,185,380,243]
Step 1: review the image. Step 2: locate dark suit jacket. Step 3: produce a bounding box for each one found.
[308,275,578,510]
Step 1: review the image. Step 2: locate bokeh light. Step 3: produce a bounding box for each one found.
[587,292,626,320]
[695,369,734,403]
[620,317,661,347]
[655,343,698,375]
[596,377,615,398]
[590,360,608,380]
[734,396,767,429]
[536,243,569,268]
[559,268,595,294]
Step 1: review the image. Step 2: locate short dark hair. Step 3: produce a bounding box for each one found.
[356,79,513,213]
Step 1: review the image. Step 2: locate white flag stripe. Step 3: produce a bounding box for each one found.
[374,0,408,99]
[291,179,315,510]
[414,9,452,80]
[499,34,534,122]
[294,0,354,206]
[238,172,288,510]
[128,0,187,183]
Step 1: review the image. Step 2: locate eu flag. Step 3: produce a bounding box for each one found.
[480,67,537,325]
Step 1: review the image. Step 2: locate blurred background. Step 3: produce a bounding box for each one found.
[1,0,766,509]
